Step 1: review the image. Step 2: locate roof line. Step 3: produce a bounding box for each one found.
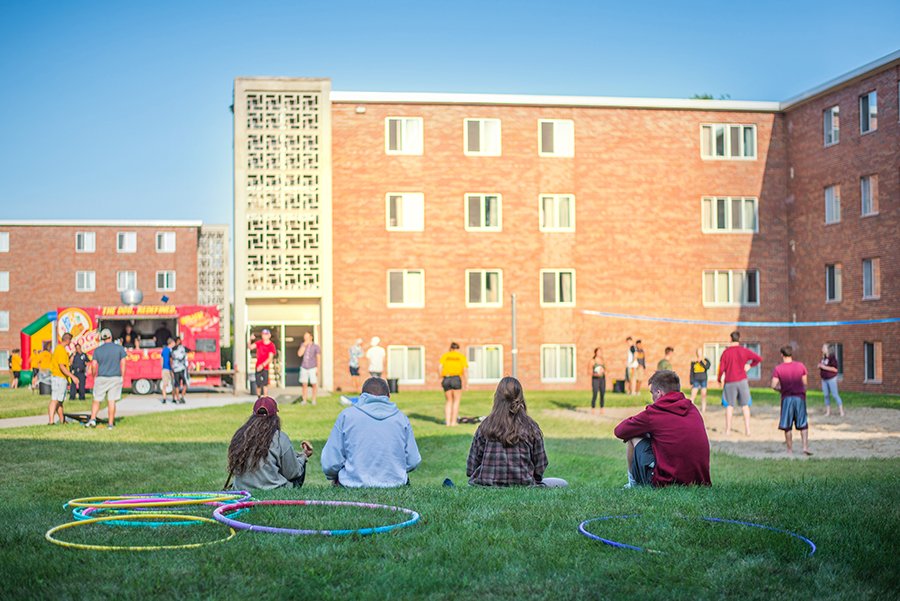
[780,49,900,110]
[0,220,204,227]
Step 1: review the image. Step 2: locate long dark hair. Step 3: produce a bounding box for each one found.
[227,413,281,475]
[478,377,542,447]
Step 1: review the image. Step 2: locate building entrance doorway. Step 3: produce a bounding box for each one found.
[246,322,319,389]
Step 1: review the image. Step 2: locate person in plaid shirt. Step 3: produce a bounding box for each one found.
[466,377,567,487]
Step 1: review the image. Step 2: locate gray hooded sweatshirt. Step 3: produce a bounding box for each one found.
[233,430,307,490]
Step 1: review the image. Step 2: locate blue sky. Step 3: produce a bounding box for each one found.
[0,0,897,225]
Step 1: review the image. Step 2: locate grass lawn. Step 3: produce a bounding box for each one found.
[0,388,897,600]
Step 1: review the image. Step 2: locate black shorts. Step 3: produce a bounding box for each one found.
[173,371,188,387]
[255,370,269,387]
[442,376,462,391]
[349,366,360,376]
[630,438,656,486]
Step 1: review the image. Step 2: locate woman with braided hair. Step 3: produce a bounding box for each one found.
[227,396,314,490]
[465,377,567,487]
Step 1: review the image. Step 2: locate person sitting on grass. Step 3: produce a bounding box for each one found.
[321,377,421,487]
[227,396,313,490]
[614,370,711,488]
[466,376,568,488]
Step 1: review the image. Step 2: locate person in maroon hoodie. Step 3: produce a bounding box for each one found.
[717,331,762,436]
[614,370,711,488]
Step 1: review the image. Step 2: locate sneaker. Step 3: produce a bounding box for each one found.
[107,424,115,430]
[85,419,96,428]
[161,399,167,404]
[178,399,186,404]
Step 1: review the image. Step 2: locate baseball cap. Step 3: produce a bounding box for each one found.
[261,328,271,335]
[370,336,380,346]
[253,396,278,416]
[100,328,112,340]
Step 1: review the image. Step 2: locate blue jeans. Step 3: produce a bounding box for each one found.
[822,378,842,407]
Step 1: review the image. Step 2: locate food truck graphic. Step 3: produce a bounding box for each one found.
[55,304,222,394]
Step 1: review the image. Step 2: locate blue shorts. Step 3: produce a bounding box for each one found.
[349,365,360,376]
[690,378,708,389]
[779,395,808,431]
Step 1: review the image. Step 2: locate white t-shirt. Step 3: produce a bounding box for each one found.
[366,345,386,372]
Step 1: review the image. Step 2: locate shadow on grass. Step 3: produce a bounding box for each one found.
[549,400,579,411]
[406,413,445,425]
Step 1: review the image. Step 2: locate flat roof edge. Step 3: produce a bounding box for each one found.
[0,220,204,227]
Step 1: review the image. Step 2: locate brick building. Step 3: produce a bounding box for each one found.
[233,51,899,393]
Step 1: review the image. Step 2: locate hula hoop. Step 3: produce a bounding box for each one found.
[578,515,816,557]
[213,500,421,536]
[45,514,237,551]
[73,503,250,527]
[65,491,248,509]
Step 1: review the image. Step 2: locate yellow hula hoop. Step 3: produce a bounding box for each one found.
[65,494,241,509]
[45,514,237,551]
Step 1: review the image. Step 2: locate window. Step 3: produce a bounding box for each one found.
[859,91,877,133]
[195,338,217,353]
[75,232,95,253]
[538,119,574,157]
[0,311,7,332]
[860,175,878,216]
[702,269,759,306]
[541,344,576,382]
[466,270,502,307]
[465,194,502,231]
[386,193,425,231]
[387,345,425,384]
[862,258,880,299]
[385,117,423,155]
[387,270,424,307]
[467,345,503,383]
[539,194,575,231]
[156,271,176,291]
[117,232,137,253]
[829,342,844,379]
[864,341,881,382]
[0,232,8,252]
[464,119,501,156]
[541,269,575,306]
[704,342,762,381]
[701,197,758,232]
[0,350,7,370]
[824,185,841,224]
[156,232,176,253]
[76,271,95,292]
[0,271,8,292]
[824,106,840,146]
[825,263,842,302]
[117,271,137,292]
[700,124,757,159]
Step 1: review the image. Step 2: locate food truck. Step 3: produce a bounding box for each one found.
[55,304,222,394]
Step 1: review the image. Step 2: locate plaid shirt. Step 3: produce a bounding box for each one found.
[466,427,548,486]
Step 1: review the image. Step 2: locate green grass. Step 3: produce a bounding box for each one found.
[0,390,898,600]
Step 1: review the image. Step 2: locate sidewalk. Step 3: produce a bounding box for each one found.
[0,392,257,429]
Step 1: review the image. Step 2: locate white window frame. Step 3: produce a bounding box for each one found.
[0,350,8,370]
[860,175,877,217]
[387,269,425,308]
[540,269,576,307]
[863,341,881,383]
[539,194,576,232]
[385,117,424,155]
[701,196,759,233]
[0,311,8,332]
[117,231,137,253]
[700,124,757,160]
[0,232,8,252]
[464,118,502,156]
[825,263,842,303]
[859,91,877,134]
[823,105,840,146]
[156,270,176,292]
[862,258,879,300]
[0,271,9,292]
[387,345,426,385]
[704,342,762,381]
[824,185,841,224]
[702,269,760,307]
[385,193,425,232]
[465,269,503,308]
[156,232,176,253]
[540,344,577,383]
[538,119,575,157]
[464,193,503,232]
[117,271,137,292]
[75,231,96,253]
[76,271,96,292]
[467,344,504,384]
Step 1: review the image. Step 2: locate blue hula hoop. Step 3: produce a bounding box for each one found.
[578,515,816,556]
[72,502,250,528]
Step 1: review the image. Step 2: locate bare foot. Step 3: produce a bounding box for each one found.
[803,449,813,456]
[839,409,845,417]
[824,410,831,417]
[745,431,751,437]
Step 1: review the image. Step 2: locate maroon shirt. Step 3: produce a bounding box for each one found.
[773,361,808,400]
[717,346,762,383]
[614,391,711,487]
[819,355,839,380]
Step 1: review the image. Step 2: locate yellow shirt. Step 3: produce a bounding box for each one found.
[10,354,22,371]
[50,346,70,378]
[38,350,52,370]
[440,351,468,377]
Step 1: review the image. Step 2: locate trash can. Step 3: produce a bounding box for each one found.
[613,379,626,393]
[249,377,258,397]
[39,381,51,395]
[387,378,399,394]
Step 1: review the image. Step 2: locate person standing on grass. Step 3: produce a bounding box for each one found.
[588,347,606,413]
[771,345,811,456]
[656,347,674,372]
[48,333,74,425]
[348,338,364,392]
[634,339,647,395]
[689,348,712,413]
[366,336,386,378]
[439,342,468,427]
[86,329,127,429]
[37,342,52,390]
[614,370,711,488]
[9,349,22,389]
[227,396,313,490]
[321,377,421,488]
[625,337,638,395]
[818,343,844,417]
[466,376,567,487]
[248,329,277,398]
[717,331,761,436]
[160,337,174,404]
[69,343,89,401]
[171,337,188,404]
[30,347,42,390]
[297,331,320,406]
